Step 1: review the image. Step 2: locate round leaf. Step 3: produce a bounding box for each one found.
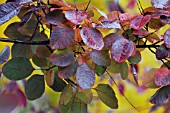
[90,50,111,66]
[0,46,10,65]
[156,44,170,60]
[76,63,95,90]
[25,74,45,100]
[80,27,104,50]
[164,28,170,49]
[151,0,170,9]
[95,84,118,109]
[50,48,74,67]
[128,51,141,64]
[50,26,75,49]
[76,89,93,104]
[2,57,34,80]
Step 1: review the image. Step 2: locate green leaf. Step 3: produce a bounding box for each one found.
[59,97,73,113]
[120,62,129,80]
[95,65,106,76]
[76,89,93,104]
[128,51,141,64]
[59,84,73,105]
[2,57,34,80]
[95,84,118,109]
[32,54,48,67]
[50,71,67,92]
[90,50,111,66]
[25,74,45,100]
[71,98,87,113]
[107,59,121,73]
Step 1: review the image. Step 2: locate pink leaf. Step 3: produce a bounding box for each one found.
[151,0,170,9]
[76,63,95,90]
[80,27,104,50]
[130,15,151,30]
[65,10,87,25]
[111,38,135,63]
[132,29,148,36]
[164,28,170,49]
[154,68,170,86]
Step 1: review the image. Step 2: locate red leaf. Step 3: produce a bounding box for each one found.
[111,38,135,63]
[164,29,170,49]
[80,27,104,50]
[50,26,74,49]
[154,68,170,86]
[76,63,95,90]
[151,0,170,9]
[65,10,87,25]
[104,33,124,48]
[130,15,151,30]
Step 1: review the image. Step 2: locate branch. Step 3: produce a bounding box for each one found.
[0,37,49,45]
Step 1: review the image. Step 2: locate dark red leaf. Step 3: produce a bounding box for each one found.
[50,48,74,67]
[0,46,10,65]
[50,26,75,49]
[150,85,170,104]
[132,29,148,36]
[130,15,151,30]
[151,0,170,9]
[154,68,170,86]
[58,61,78,79]
[0,2,21,25]
[111,38,135,63]
[104,33,124,48]
[156,44,170,60]
[16,88,27,107]
[65,10,87,25]
[76,63,95,90]
[45,10,67,25]
[80,27,104,50]
[95,21,120,29]
[90,50,111,66]
[164,29,170,49]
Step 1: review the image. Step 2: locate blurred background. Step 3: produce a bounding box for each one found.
[0,0,168,113]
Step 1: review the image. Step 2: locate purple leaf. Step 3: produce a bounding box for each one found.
[104,33,124,48]
[65,10,87,25]
[0,2,21,25]
[156,44,170,60]
[150,85,170,104]
[76,63,95,90]
[111,38,135,63]
[80,27,104,50]
[95,21,121,29]
[164,29,170,49]
[90,50,111,66]
[151,0,170,9]
[50,26,75,49]
[0,46,10,64]
[160,15,170,24]
[50,48,74,67]
[6,0,32,4]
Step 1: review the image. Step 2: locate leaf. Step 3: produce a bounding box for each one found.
[11,44,34,59]
[25,74,45,100]
[65,10,87,25]
[92,6,108,19]
[59,84,73,105]
[50,48,74,67]
[90,50,111,66]
[151,0,170,9]
[104,33,124,48]
[0,2,21,25]
[45,70,55,87]
[132,29,148,36]
[36,45,51,58]
[120,62,129,80]
[156,44,170,60]
[0,46,10,65]
[58,61,78,79]
[71,98,87,113]
[130,15,151,30]
[150,85,170,104]
[6,0,32,4]
[107,59,121,73]
[95,84,118,109]
[154,68,170,86]
[80,27,104,50]
[50,26,75,49]
[148,18,165,30]
[50,71,67,92]
[76,63,95,90]
[128,51,141,64]
[45,10,67,25]
[142,68,160,88]
[95,65,106,76]
[59,97,72,113]
[160,15,170,24]
[95,21,120,29]
[111,38,135,63]
[164,29,170,49]
[131,64,139,85]
[32,55,48,67]
[2,57,34,80]
[76,89,93,104]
